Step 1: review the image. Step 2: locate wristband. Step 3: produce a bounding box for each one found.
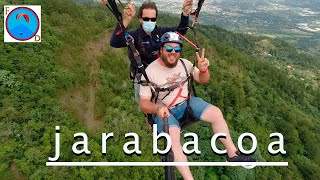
[200,68,208,74]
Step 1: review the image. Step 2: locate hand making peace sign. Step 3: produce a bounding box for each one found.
[196,48,210,72]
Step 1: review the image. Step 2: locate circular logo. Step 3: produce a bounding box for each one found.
[6,7,40,41]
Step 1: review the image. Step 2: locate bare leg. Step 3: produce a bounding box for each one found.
[200,106,237,157]
[169,126,194,180]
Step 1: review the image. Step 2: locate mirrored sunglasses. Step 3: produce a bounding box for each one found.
[165,45,182,53]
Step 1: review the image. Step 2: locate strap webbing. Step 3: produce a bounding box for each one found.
[167,85,188,108]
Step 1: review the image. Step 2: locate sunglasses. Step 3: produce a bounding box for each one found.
[164,45,182,53]
[142,17,157,22]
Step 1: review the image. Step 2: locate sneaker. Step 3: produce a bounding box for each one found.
[226,151,256,169]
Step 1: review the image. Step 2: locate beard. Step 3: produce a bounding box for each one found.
[160,53,180,68]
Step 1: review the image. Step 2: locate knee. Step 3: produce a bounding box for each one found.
[211,106,223,118]
[203,106,224,123]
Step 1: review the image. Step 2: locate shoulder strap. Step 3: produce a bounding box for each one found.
[138,32,146,55]
[166,59,189,108]
[180,59,197,100]
[157,28,162,39]
[103,0,152,86]
[179,59,189,77]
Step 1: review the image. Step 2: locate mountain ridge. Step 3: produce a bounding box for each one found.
[127,0,320,55]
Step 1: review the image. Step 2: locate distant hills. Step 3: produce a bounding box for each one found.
[132,0,320,55]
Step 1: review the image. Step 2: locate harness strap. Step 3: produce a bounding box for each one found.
[126,35,151,84]
[133,28,161,81]
[191,0,205,27]
[163,59,189,108]
[151,59,190,100]
[103,0,152,87]
[167,86,187,108]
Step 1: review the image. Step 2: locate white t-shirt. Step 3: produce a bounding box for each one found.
[140,58,197,107]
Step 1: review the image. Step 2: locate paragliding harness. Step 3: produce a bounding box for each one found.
[143,58,199,131]
[146,0,207,131]
[141,58,199,180]
[102,0,153,87]
[130,28,162,83]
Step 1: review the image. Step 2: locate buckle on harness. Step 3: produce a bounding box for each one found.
[125,34,134,45]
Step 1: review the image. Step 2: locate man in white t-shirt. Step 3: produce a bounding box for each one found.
[140,32,256,179]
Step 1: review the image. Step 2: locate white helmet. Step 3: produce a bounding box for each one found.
[160,32,183,46]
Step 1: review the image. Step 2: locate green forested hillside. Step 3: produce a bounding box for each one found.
[1,0,319,179]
